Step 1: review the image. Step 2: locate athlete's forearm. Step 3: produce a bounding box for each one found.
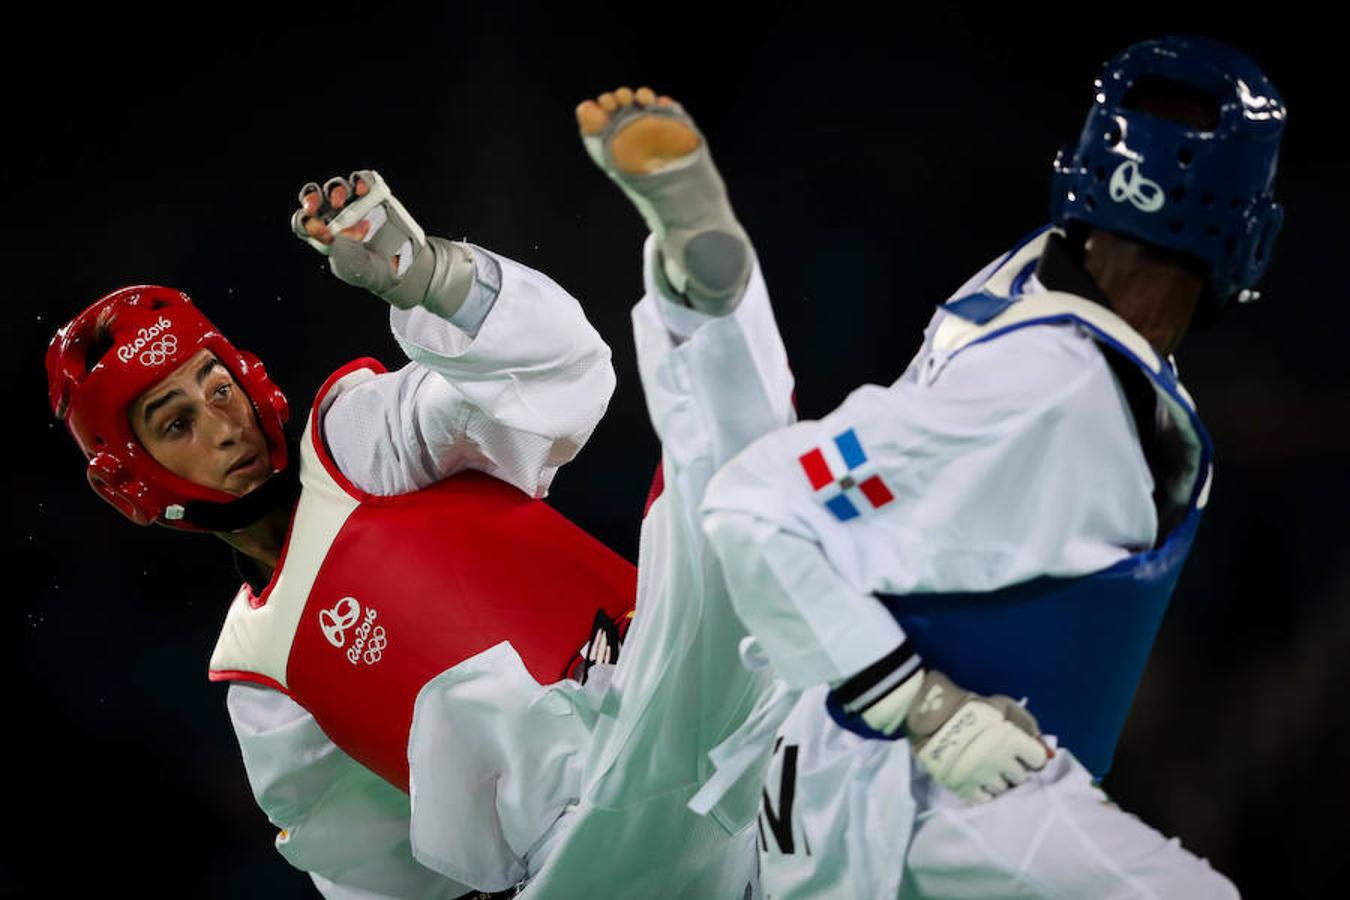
[702,507,910,691]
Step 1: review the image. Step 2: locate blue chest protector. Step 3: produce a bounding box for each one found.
[881,229,1214,778]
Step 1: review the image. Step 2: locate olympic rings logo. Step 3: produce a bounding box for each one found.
[1108,160,1165,213]
[362,627,388,664]
[138,334,179,367]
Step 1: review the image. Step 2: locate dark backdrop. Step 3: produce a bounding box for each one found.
[6,6,1344,897]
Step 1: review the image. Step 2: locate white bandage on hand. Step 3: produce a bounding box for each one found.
[904,670,1051,803]
[292,170,476,320]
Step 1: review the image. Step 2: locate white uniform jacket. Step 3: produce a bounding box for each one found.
[698,224,1232,899]
[229,235,797,899]
[701,227,1170,696]
[226,245,615,899]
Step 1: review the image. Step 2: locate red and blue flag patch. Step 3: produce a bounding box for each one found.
[798,428,895,521]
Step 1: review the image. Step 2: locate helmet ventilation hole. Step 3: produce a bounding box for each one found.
[1201,191,1215,206]
[1169,220,1184,234]
[1176,147,1193,166]
[1084,196,1097,212]
[1170,186,1187,202]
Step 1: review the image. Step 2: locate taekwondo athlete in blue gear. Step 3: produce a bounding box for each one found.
[696,35,1283,897]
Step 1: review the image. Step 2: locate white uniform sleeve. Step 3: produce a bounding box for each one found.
[324,244,615,498]
[701,317,1157,693]
[226,683,472,899]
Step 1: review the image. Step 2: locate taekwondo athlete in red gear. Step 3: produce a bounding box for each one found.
[46,170,636,897]
[695,36,1280,897]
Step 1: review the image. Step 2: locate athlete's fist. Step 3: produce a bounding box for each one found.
[904,670,1051,804]
[290,170,434,310]
[293,171,374,248]
[830,660,1051,803]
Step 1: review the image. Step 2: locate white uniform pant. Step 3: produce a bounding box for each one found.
[758,687,1237,900]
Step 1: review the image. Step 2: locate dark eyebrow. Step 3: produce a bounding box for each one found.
[142,389,182,425]
[141,359,223,425]
[195,357,222,385]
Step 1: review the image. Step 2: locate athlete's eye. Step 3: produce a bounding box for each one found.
[164,415,189,437]
[215,382,232,399]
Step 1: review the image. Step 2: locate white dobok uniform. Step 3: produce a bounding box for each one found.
[227,238,794,898]
[697,228,1238,899]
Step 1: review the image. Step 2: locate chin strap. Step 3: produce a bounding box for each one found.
[172,448,302,533]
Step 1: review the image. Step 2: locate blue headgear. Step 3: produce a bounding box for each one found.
[1050,36,1285,309]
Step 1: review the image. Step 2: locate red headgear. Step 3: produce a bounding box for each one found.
[45,285,290,529]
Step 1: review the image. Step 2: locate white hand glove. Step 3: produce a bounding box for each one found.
[903,669,1051,803]
[291,170,475,319]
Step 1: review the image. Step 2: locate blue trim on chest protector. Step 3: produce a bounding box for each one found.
[943,260,1039,324]
[884,293,1213,778]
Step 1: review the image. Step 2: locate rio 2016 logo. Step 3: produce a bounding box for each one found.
[116,317,177,367]
[319,596,387,666]
[1108,160,1165,213]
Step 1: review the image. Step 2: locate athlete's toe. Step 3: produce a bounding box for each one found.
[598,91,618,112]
[576,99,609,135]
[635,86,656,107]
[614,86,634,107]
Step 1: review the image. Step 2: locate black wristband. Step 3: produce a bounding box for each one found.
[827,640,922,715]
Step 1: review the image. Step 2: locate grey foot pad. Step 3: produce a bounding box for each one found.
[684,229,751,301]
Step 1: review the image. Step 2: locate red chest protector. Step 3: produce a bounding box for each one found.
[209,359,638,791]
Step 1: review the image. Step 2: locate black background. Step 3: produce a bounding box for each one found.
[6,5,1345,897]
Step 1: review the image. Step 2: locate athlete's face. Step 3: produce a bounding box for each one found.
[129,348,271,496]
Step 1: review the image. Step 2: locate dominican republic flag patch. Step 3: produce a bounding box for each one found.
[798,428,896,522]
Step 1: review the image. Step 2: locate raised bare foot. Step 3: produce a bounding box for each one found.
[577,86,751,315]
